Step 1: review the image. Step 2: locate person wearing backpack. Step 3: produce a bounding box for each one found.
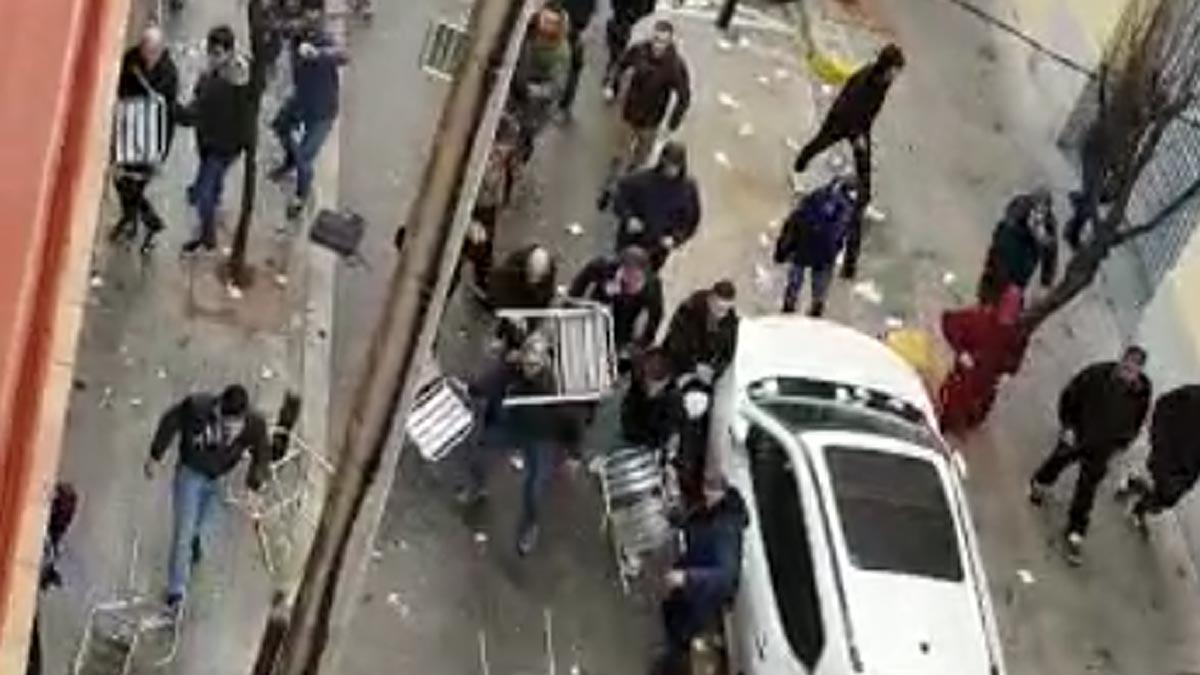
[773,176,859,317]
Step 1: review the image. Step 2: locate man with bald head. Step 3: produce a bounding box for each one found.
[113,25,179,253]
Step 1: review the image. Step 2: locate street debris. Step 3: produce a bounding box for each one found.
[473,531,489,545]
[509,454,525,471]
[864,204,887,223]
[1016,568,1036,585]
[774,68,791,81]
[784,137,801,152]
[942,271,957,286]
[385,592,411,618]
[767,219,781,230]
[260,366,276,381]
[820,83,835,97]
[371,549,384,561]
[155,367,167,379]
[852,280,884,305]
[716,92,741,110]
[565,222,584,236]
[713,151,732,169]
[274,273,289,287]
[756,74,771,87]
[89,273,105,289]
[226,284,244,300]
[738,122,755,138]
[737,35,751,49]
[716,38,734,52]
[100,386,114,408]
[827,154,846,171]
[758,233,772,248]
[129,397,143,408]
[885,316,904,330]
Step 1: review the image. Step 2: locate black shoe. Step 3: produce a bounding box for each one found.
[596,187,612,211]
[140,234,158,256]
[191,537,202,566]
[286,197,306,221]
[267,163,293,183]
[1028,480,1048,506]
[181,239,204,254]
[516,524,539,557]
[840,262,857,280]
[164,591,184,611]
[109,219,136,243]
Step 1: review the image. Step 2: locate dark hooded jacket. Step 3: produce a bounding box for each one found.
[569,255,664,348]
[180,57,254,159]
[615,41,691,130]
[289,29,347,121]
[556,0,596,34]
[774,178,856,269]
[662,290,738,380]
[490,245,558,311]
[620,374,682,448]
[148,393,270,489]
[1058,362,1151,451]
[613,150,701,255]
[118,45,181,113]
[673,487,750,619]
[821,58,897,138]
[982,193,1058,294]
[1146,385,1200,501]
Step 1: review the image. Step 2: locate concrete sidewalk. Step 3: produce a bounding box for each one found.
[38,0,339,672]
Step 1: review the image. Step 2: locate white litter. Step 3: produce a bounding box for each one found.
[226,284,244,300]
[758,233,772,248]
[864,205,887,223]
[756,75,771,86]
[767,219,782,230]
[1016,569,1036,585]
[386,592,402,607]
[89,274,105,289]
[738,122,755,138]
[130,397,143,408]
[885,316,904,330]
[753,264,773,292]
[820,83,835,97]
[774,68,791,81]
[260,366,276,381]
[371,549,384,561]
[827,154,846,171]
[509,455,525,471]
[717,92,741,110]
[942,271,957,286]
[473,531,489,544]
[713,151,732,169]
[274,274,289,287]
[852,280,884,305]
[738,35,751,48]
[155,367,167,379]
[716,38,734,52]
[784,137,802,152]
[565,222,584,236]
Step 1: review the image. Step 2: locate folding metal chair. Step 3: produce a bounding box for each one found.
[497,299,618,407]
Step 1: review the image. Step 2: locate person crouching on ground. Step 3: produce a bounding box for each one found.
[977,189,1058,305]
[938,285,1029,434]
[657,476,748,675]
[1116,384,1200,533]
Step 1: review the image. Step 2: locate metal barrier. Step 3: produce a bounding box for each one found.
[497,300,618,407]
[598,446,673,594]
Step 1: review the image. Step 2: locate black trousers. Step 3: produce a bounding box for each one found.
[114,173,165,237]
[793,126,871,276]
[1032,439,1117,535]
[561,29,585,112]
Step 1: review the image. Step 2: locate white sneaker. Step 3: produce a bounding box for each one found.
[1064,531,1084,566]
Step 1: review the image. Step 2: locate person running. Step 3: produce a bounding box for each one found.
[613,141,701,271]
[662,280,738,385]
[602,19,691,194]
[569,246,665,365]
[112,25,179,254]
[1029,346,1152,565]
[144,385,270,608]
[792,44,904,277]
[977,189,1058,305]
[1116,385,1200,531]
[938,286,1029,434]
[773,175,858,316]
[270,7,348,220]
[178,26,253,253]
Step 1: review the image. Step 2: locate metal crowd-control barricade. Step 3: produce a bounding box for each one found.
[73,598,180,675]
[497,299,618,407]
[405,375,475,462]
[599,446,673,593]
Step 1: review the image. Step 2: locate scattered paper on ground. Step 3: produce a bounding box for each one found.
[942,271,957,286]
[756,75,771,86]
[473,531,489,544]
[716,38,733,52]
[89,274,104,289]
[717,92,741,110]
[713,151,732,168]
[853,280,884,305]
[758,233,772,248]
[1017,569,1036,585]
[784,137,801,152]
[885,316,904,330]
[565,222,584,236]
[738,122,755,138]
[864,205,886,222]
[774,68,791,81]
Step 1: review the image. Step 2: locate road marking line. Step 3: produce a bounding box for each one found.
[544,606,557,675]
[479,629,491,675]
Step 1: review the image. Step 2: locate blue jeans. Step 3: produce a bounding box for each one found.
[782,263,834,316]
[465,423,556,541]
[272,99,334,200]
[191,154,235,244]
[167,464,221,598]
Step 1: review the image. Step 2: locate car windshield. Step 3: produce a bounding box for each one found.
[821,445,963,581]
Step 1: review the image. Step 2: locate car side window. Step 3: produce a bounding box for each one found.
[746,424,826,669]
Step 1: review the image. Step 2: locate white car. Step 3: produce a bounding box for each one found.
[710,316,1006,675]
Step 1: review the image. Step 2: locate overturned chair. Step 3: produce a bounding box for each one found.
[598,446,675,594]
[497,298,618,407]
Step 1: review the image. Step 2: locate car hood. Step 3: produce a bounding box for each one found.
[843,570,995,675]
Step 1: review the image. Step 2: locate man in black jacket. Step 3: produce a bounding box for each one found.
[1116,385,1200,530]
[605,0,655,75]
[144,384,270,607]
[179,26,253,253]
[1029,346,1152,564]
[551,0,596,117]
[605,20,692,174]
[621,348,683,449]
[569,246,665,362]
[792,43,904,257]
[112,26,179,254]
[662,280,738,384]
[613,141,701,270]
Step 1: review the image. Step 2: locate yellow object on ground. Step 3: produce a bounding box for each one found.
[806,49,856,86]
[885,328,946,398]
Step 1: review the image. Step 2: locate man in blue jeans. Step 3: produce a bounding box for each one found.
[178,25,252,253]
[773,175,859,317]
[144,385,270,610]
[460,336,583,556]
[270,8,348,220]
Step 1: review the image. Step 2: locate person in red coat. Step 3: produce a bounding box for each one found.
[938,286,1028,434]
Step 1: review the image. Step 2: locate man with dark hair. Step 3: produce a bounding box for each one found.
[621,348,682,449]
[178,25,253,253]
[792,44,904,278]
[111,25,179,254]
[1029,346,1152,565]
[270,7,348,220]
[613,141,702,271]
[662,280,738,384]
[569,246,665,360]
[605,20,692,175]
[604,0,655,76]
[145,384,270,608]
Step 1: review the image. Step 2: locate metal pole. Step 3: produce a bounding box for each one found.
[268,0,525,672]
[227,0,269,287]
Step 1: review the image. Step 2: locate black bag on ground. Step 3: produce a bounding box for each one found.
[310,208,366,258]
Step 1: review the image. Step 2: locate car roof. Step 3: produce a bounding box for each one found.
[733,316,936,423]
[796,430,995,674]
